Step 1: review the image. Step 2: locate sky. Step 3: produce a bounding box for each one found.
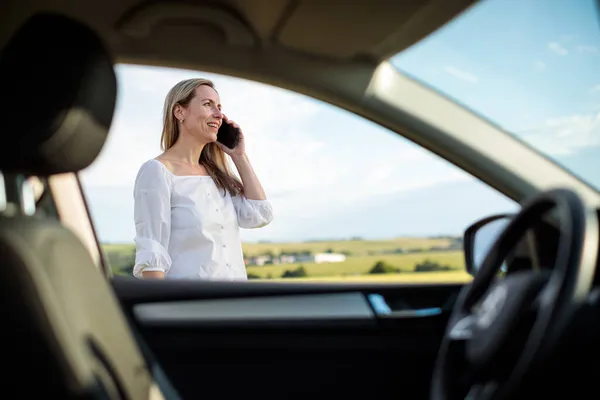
[79,0,600,244]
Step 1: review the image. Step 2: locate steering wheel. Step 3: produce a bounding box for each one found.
[431,188,599,400]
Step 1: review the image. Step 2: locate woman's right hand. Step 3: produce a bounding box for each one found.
[142,271,165,279]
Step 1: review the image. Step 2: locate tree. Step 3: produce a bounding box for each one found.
[369,261,398,274]
[281,265,308,278]
[414,260,452,272]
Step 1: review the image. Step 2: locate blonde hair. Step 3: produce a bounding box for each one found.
[161,78,243,196]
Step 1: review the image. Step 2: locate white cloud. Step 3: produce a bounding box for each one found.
[576,45,598,53]
[558,34,577,42]
[590,84,600,94]
[443,65,479,83]
[516,112,600,156]
[548,42,568,56]
[547,37,597,56]
[534,60,547,71]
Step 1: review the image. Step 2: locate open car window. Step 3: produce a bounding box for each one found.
[80,64,519,283]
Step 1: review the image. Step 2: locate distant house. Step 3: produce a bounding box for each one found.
[246,255,272,266]
[287,253,346,264]
[279,255,296,264]
[293,254,314,263]
[313,253,346,264]
[245,252,346,266]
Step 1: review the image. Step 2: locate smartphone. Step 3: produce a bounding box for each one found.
[217,120,240,149]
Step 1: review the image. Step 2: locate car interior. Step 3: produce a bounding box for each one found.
[1,1,600,400]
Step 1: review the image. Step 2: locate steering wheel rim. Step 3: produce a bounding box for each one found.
[431,188,598,400]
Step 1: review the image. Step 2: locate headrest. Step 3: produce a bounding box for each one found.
[0,12,116,175]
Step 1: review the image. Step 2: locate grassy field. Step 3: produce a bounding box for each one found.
[103,238,471,284]
[240,237,456,257]
[263,271,472,284]
[246,251,464,277]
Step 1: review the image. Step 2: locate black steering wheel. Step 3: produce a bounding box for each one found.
[431,188,599,400]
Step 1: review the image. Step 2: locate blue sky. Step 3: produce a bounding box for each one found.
[391,0,600,187]
[80,0,600,244]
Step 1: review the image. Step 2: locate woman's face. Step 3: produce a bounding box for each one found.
[179,85,222,144]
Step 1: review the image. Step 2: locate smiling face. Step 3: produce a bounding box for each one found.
[174,84,223,144]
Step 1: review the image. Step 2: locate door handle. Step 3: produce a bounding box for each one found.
[367,294,442,318]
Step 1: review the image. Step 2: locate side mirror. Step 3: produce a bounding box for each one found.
[463,214,513,276]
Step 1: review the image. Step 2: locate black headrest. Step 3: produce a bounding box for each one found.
[0,12,116,175]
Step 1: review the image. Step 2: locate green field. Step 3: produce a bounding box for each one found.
[240,237,456,257]
[262,271,471,284]
[246,251,464,277]
[103,237,471,283]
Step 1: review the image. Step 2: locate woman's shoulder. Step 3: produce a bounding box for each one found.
[138,157,171,173]
[135,158,173,186]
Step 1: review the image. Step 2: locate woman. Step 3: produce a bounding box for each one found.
[132,78,273,280]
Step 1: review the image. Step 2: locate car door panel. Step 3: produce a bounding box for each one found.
[111,277,464,400]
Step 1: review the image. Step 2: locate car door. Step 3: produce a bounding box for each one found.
[110,277,463,400]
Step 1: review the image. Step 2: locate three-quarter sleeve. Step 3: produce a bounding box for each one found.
[231,195,274,229]
[132,160,173,278]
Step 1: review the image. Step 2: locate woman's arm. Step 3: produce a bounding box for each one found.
[231,153,266,200]
[229,152,273,229]
[133,160,173,279]
[217,116,267,200]
[217,117,273,228]
[142,270,165,279]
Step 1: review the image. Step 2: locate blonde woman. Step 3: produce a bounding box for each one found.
[132,79,273,280]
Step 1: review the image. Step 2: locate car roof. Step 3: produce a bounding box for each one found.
[0,0,477,63]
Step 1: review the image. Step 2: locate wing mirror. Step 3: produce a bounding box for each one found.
[463,214,513,276]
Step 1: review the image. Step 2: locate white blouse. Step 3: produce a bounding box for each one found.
[132,159,273,280]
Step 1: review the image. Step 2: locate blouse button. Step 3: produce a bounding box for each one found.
[222,244,226,248]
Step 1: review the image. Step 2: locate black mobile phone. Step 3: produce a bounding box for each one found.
[217,120,240,149]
